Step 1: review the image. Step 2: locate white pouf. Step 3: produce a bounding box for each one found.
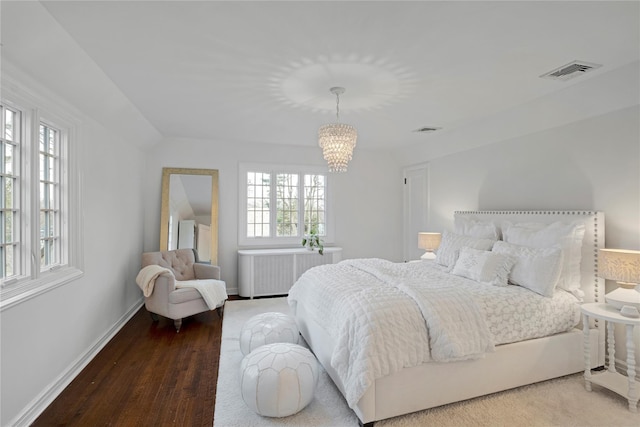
[240,343,319,417]
[239,312,299,356]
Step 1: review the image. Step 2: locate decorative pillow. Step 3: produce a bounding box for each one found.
[492,241,564,297]
[435,230,496,269]
[451,247,516,287]
[502,221,585,292]
[454,217,500,240]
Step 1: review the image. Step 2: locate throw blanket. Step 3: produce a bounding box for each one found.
[136,265,173,297]
[345,259,494,362]
[288,258,494,408]
[397,281,494,361]
[176,279,228,310]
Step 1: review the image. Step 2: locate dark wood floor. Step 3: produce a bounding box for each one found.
[33,304,228,426]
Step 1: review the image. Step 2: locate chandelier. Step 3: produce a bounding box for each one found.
[318,87,357,173]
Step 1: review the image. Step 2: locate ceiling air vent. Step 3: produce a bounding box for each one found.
[413,126,441,133]
[540,61,602,81]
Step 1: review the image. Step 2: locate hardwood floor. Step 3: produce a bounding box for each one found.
[33,304,228,426]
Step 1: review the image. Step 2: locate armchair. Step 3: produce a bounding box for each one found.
[139,248,227,332]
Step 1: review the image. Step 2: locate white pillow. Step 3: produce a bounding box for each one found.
[502,221,585,292]
[454,217,500,240]
[435,230,496,269]
[451,247,516,287]
[492,241,563,297]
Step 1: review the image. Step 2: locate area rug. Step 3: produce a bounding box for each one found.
[214,297,640,427]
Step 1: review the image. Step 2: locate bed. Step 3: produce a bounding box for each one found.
[287,210,605,426]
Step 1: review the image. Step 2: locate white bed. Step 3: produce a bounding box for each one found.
[288,210,605,426]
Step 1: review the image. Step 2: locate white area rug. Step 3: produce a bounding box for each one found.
[214,297,640,427]
[214,297,358,426]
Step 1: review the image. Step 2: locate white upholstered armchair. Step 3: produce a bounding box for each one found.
[138,248,227,332]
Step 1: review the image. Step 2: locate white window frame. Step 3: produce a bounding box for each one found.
[238,163,334,247]
[0,79,83,311]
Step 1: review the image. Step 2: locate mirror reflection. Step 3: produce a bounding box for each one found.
[160,168,219,265]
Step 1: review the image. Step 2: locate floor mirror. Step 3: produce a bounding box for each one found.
[159,167,219,265]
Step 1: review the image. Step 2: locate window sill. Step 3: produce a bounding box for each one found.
[0,267,84,311]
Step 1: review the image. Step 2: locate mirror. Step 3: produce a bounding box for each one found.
[160,167,219,265]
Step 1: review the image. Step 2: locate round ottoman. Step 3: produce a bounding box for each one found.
[239,312,299,356]
[240,343,319,417]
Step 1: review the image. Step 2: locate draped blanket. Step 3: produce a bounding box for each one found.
[287,259,495,408]
[136,265,173,297]
[396,282,494,362]
[176,279,228,310]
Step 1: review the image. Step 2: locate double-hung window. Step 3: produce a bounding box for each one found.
[39,122,61,268]
[1,104,20,279]
[240,164,331,247]
[1,84,82,310]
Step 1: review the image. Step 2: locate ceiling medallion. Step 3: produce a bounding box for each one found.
[267,54,419,113]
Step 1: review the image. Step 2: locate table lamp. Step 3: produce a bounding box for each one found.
[599,248,640,318]
[418,232,442,260]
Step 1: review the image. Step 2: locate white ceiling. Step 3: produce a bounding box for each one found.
[23,1,640,149]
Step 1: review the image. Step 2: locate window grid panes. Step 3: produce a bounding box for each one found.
[39,123,60,269]
[247,172,271,237]
[245,170,327,240]
[1,105,20,278]
[276,173,298,237]
[304,174,326,235]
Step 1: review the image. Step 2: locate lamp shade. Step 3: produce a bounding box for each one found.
[418,232,442,251]
[598,249,640,284]
[599,248,640,317]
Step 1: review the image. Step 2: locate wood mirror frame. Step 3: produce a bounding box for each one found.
[159,167,219,265]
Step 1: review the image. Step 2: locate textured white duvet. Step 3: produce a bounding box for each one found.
[287,258,580,408]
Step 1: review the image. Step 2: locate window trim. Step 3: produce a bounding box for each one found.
[238,162,334,248]
[0,79,84,311]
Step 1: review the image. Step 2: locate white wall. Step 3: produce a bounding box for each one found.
[417,106,639,249]
[0,82,149,427]
[0,3,158,425]
[142,138,403,294]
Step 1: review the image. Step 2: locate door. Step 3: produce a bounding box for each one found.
[403,164,429,261]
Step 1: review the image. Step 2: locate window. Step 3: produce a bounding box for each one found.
[0,84,82,310]
[1,105,20,278]
[240,164,331,247]
[39,123,61,268]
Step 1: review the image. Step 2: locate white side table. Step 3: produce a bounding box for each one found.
[581,302,640,412]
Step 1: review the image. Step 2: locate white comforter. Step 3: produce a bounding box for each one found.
[287,258,580,408]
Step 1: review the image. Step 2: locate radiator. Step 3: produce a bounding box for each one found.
[237,247,342,298]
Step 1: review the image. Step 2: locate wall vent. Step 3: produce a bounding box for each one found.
[540,61,602,81]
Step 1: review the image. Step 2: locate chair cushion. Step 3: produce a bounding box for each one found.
[168,287,203,304]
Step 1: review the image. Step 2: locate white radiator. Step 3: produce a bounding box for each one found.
[237,247,342,298]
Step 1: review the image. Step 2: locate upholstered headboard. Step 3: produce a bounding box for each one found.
[453,210,605,305]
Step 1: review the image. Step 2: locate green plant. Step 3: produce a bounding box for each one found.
[301,231,324,255]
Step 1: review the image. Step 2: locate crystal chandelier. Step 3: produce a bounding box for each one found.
[318,87,357,173]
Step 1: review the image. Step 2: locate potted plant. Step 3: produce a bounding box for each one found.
[301,228,324,255]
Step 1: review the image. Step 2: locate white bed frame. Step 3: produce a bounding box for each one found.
[293,210,605,426]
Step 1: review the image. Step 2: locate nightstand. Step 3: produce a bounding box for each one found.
[581,302,640,412]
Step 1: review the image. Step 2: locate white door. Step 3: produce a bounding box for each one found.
[178,220,196,249]
[403,164,429,262]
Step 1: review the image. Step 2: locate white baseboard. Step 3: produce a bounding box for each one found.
[9,298,145,427]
